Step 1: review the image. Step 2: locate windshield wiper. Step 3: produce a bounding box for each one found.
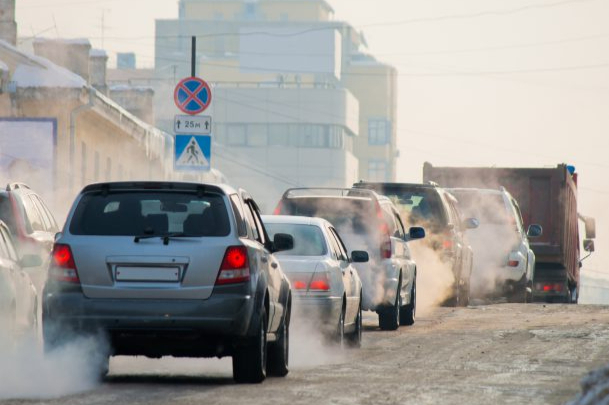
[134,232,198,244]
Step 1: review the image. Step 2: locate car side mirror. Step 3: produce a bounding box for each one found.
[20,254,42,268]
[273,233,294,252]
[407,226,426,241]
[464,218,479,229]
[583,239,595,253]
[351,250,369,263]
[527,224,543,238]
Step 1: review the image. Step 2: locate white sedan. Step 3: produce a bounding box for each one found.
[262,215,367,347]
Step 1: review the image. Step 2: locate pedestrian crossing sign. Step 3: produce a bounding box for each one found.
[174,135,211,171]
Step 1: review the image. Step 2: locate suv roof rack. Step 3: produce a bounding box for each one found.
[6,183,31,192]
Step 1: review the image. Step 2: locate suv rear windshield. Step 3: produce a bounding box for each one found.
[69,191,230,237]
[449,191,511,225]
[279,197,377,235]
[370,186,447,230]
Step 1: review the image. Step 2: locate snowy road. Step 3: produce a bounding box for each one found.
[3,304,609,405]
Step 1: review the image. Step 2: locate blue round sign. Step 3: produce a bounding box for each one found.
[174,77,212,115]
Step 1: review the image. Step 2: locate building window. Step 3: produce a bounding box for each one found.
[244,3,256,19]
[248,124,267,146]
[368,160,388,181]
[227,124,247,145]
[368,119,391,145]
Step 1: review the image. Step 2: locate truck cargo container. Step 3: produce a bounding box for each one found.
[423,162,595,303]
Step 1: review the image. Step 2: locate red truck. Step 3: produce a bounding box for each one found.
[423,162,595,303]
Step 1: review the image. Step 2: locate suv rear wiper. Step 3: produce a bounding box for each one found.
[134,232,198,245]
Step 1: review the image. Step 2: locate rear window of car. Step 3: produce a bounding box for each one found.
[265,223,327,256]
[450,192,511,225]
[280,197,377,235]
[377,187,447,230]
[0,195,17,235]
[69,191,230,236]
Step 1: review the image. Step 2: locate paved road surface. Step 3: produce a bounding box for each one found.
[2,303,609,405]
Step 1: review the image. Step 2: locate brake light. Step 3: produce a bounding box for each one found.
[292,280,307,290]
[507,260,519,267]
[376,203,392,259]
[537,283,564,292]
[309,272,330,291]
[273,200,283,215]
[442,229,454,250]
[216,246,250,285]
[49,243,80,283]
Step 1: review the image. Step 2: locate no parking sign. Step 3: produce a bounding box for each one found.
[174,77,212,115]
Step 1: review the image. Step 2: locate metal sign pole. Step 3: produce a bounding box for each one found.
[191,36,196,77]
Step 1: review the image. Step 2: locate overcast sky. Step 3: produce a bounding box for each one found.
[16,0,609,275]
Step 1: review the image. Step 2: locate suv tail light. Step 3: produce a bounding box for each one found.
[216,246,250,285]
[49,243,80,283]
[272,200,283,215]
[442,229,455,250]
[376,201,392,259]
[309,272,330,291]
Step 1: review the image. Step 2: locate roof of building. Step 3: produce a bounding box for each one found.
[0,39,86,88]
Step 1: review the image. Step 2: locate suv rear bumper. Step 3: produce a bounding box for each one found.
[42,288,257,357]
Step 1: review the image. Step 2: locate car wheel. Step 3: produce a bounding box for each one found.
[379,284,401,331]
[346,299,362,348]
[400,280,416,326]
[233,307,267,384]
[335,305,345,347]
[457,282,470,307]
[267,311,289,377]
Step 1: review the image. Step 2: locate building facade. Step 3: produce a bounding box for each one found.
[144,0,397,208]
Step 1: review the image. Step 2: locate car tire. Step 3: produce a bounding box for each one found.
[379,284,401,331]
[346,299,362,348]
[400,279,416,326]
[335,305,345,347]
[267,312,289,377]
[233,307,267,384]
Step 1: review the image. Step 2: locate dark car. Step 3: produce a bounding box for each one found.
[43,182,294,383]
[274,188,424,331]
[354,181,478,306]
[0,183,59,290]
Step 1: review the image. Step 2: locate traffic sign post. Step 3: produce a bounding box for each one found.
[174,115,211,135]
[174,135,211,172]
[174,77,212,115]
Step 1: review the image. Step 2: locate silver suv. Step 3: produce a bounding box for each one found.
[43,182,294,383]
[448,187,542,302]
[274,188,425,331]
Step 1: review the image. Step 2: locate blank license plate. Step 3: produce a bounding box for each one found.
[115,266,180,282]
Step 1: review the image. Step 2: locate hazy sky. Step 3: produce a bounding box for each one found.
[16,0,609,275]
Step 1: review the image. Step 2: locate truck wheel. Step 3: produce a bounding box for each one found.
[233,308,267,384]
[379,285,401,331]
[400,280,416,326]
[267,313,289,377]
[346,299,362,348]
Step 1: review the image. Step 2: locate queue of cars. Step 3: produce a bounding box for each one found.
[0,177,543,384]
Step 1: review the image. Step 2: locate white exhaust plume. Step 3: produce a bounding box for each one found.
[0,327,109,399]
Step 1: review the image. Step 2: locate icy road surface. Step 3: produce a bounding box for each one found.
[3,304,609,405]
